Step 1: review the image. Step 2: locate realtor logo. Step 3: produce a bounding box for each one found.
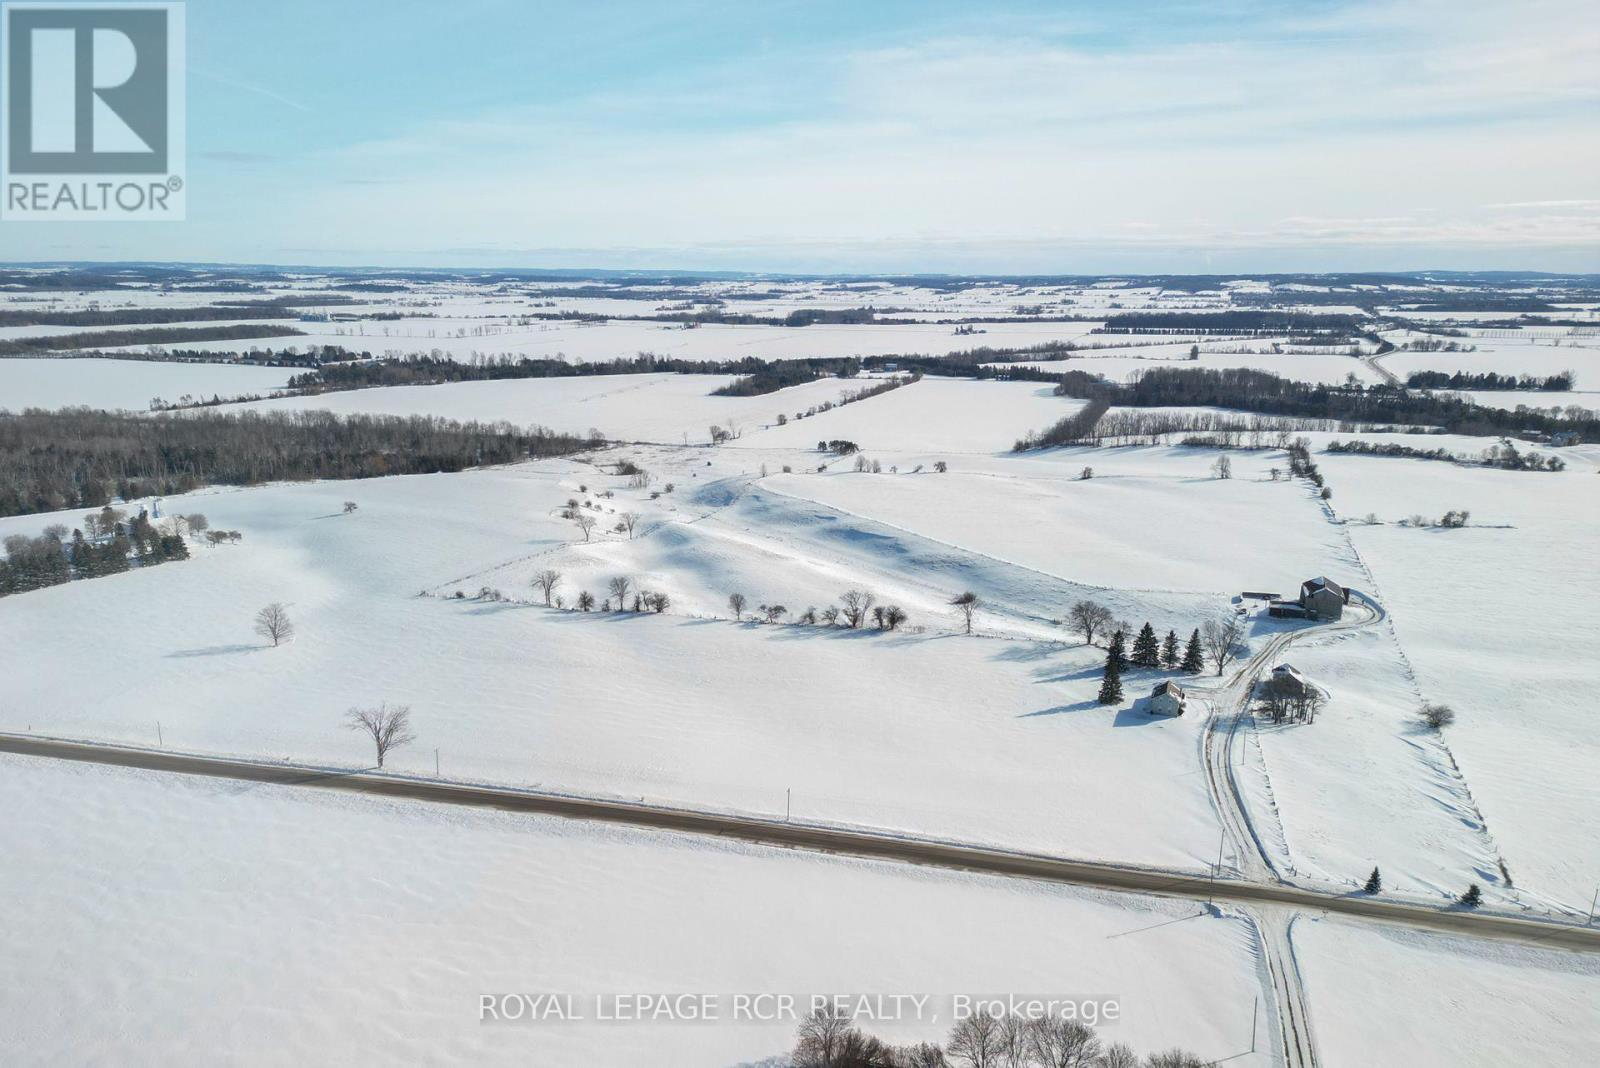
[2,1,185,219]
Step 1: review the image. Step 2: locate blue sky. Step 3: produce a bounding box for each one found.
[5,0,1598,272]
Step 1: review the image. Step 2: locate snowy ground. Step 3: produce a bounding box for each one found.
[0,752,1271,1068]
[0,458,1228,869]
[0,357,294,411]
[1310,446,1600,914]
[1293,915,1600,1068]
[229,371,863,443]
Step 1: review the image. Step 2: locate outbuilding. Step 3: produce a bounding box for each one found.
[1149,680,1187,717]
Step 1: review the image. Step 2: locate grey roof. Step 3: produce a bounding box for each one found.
[1152,680,1185,697]
[1301,576,1344,596]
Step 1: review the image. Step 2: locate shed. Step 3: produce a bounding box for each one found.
[1149,680,1187,717]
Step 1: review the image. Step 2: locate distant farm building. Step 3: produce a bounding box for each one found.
[1149,680,1187,717]
[1270,577,1349,620]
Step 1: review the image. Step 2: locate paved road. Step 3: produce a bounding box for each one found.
[4,731,1598,956]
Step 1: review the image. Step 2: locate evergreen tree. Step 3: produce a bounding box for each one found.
[1363,867,1382,894]
[1459,883,1482,908]
[1097,658,1124,705]
[1161,629,1179,669]
[1132,623,1160,668]
[1107,629,1130,672]
[1181,629,1205,674]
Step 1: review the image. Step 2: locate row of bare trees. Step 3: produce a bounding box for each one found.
[794,1006,1214,1068]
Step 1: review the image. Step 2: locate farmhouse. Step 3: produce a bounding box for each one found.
[1149,680,1187,717]
[1270,664,1314,697]
[1299,576,1349,620]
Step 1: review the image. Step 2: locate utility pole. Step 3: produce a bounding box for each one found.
[1250,995,1258,1053]
[1589,886,1598,926]
[156,721,162,747]
[786,788,791,822]
[435,748,440,777]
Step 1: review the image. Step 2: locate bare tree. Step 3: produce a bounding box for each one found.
[608,575,632,609]
[1201,615,1246,676]
[761,603,787,624]
[533,568,562,606]
[1026,1017,1101,1068]
[947,1012,1004,1068]
[185,512,209,533]
[577,590,595,611]
[620,511,640,539]
[1420,702,1456,730]
[1068,600,1114,646]
[1096,1043,1138,1068]
[574,514,596,541]
[728,592,747,620]
[949,590,980,634]
[840,589,875,629]
[343,500,358,514]
[1212,454,1233,479]
[645,591,671,613]
[882,605,908,631]
[344,703,415,769]
[254,603,294,647]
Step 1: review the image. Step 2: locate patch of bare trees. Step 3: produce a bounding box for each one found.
[728,592,747,620]
[791,1006,1214,1068]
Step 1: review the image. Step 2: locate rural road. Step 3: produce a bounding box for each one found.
[4,730,1598,957]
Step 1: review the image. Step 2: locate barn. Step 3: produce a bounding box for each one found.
[1299,576,1349,620]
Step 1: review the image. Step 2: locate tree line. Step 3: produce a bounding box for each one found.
[1038,366,1598,442]
[0,305,299,328]
[792,1005,1216,1067]
[0,408,598,518]
[1404,369,1572,391]
[0,323,303,356]
[1326,438,1564,472]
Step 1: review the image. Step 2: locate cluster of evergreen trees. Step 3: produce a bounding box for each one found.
[1098,623,1206,704]
[0,408,598,518]
[0,507,192,597]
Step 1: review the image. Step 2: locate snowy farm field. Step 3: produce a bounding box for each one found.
[0,752,1271,1068]
[112,317,1106,364]
[228,371,859,443]
[0,357,294,411]
[1308,446,1600,912]
[0,460,1226,868]
[1293,916,1600,1068]
[1013,349,1386,388]
[758,444,1357,596]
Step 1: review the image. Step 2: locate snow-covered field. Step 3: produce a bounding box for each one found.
[229,371,861,442]
[0,752,1270,1067]
[5,270,1599,1066]
[0,458,1228,869]
[0,357,294,411]
[1312,446,1600,913]
[108,317,1106,363]
[1294,916,1600,1068]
